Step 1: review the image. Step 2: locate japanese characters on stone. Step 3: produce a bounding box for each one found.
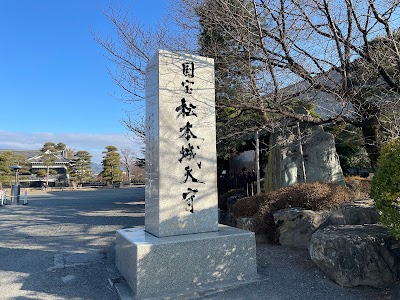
[177,62,204,213]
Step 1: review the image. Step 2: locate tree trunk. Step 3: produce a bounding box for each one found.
[46,166,49,187]
[360,115,381,171]
[297,122,307,183]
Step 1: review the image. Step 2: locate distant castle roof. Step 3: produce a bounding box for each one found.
[0,149,41,158]
[0,149,70,164]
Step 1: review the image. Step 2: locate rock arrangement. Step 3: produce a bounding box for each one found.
[272,199,380,248]
[235,198,400,288]
[272,208,329,248]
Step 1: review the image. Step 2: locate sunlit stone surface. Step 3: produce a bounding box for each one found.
[145,49,218,237]
[116,225,257,299]
[116,50,257,299]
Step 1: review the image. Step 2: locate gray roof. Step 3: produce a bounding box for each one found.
[0,149,70,164]
[0,149,41,158]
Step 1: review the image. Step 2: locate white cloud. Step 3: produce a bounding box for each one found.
[0,131,143,163]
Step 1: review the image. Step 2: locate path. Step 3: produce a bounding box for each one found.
[0,187,144,300]
[0,187,398,300]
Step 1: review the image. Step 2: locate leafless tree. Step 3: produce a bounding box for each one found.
[94,5,196,140]
[131,162,145,183]
[183,0,400,168]
[120,148,136,182]
[98,1,400,169]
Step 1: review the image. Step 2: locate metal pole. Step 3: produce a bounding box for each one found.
[23,190,28,205]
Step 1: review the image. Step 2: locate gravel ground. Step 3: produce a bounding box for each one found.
[202,243,400,300]
[0,187,399,300]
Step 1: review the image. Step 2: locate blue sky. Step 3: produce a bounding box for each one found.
[0,0,167,162]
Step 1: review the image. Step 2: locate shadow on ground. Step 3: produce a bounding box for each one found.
[0,187,145,300]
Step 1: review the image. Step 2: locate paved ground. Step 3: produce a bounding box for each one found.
[0,187,144,300]
[0,187,399,300]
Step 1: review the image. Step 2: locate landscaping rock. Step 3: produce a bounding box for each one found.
[236,216,268,243]
[273,208,330,248]
[225,194,244,226]
[309,225,398,288]
[266,125,344,191]
[329,199,380,225]
[236,217,256,231]
[390,240,400,278]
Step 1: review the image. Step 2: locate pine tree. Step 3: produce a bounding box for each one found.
[70,151,93,185]
[101,146,123,185]
[0,151,30,188]
[197,0,264,157]
[40,142,58,186]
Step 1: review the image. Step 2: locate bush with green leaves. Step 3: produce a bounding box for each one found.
[371,137,400,239]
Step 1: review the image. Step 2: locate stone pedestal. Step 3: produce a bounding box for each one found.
[116,50,258,298]
[116,225,257,299]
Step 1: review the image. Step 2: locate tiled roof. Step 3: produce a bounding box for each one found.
[0,149,70,164]
[0,149,41,158]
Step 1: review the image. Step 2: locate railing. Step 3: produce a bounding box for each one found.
[218,172,259,196]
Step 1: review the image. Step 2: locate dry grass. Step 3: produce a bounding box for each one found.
[344,176,371,199]
[232,194,264,219]
[232,182,356,243]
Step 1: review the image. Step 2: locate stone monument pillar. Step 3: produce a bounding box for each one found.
[145,49,218,237]
[116,50,258,299]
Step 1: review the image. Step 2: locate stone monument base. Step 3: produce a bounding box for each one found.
[116,225,258,299]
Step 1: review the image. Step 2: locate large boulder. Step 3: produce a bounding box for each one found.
[266,125,344,191]
[236,216,268,243]
[309,225,398,288]
[273,200,380,248]
[222,191,246,226]
[328,199,380,225]
[273,208,330,248]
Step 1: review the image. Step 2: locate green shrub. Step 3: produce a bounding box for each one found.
[371,137,400,239]
[232,182,355,243]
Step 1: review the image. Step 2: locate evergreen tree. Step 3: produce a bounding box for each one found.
[56,142,66,151]
[0,151,30,188]
[132,157,145,183]
[40,142,58,186]
[101,146,123,185]
[197,0,265,158]
[35,169,48,179]
[70,151,93,185]
[193,0,400,169]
